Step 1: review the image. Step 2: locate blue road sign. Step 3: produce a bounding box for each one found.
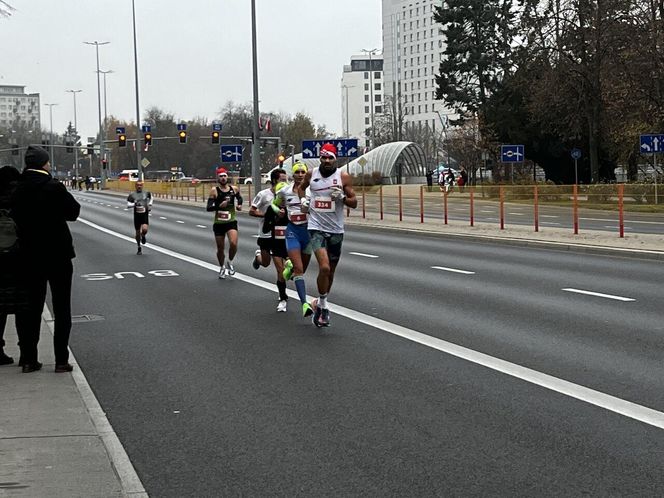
[212,123,222,132]
[220,144,243,163]
[571,148,582,160]
[640,134,664,154]
[141,125,151,133]
[177,123,187,131]
[500,144,525,163]
[115,126,126,134]
[301,139,359,158]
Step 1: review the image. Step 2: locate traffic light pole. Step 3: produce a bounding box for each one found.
[131,0,143,180]
[250,0,261,188]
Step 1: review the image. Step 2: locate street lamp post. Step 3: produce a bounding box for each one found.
[66,90,82,186]
[84,40,109,187]
[341,84,354,137]
[250,0,261,187]
[44,103,58,175]
[99,69,113,174]
[361,48,379,150]
[131,0,143,180]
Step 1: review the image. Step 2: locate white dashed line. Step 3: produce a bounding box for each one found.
[562,288,635,302]
[196,225,207,229]
[159,216,167,220]
[431,266,475,275]
[349,252,379,259]
[541,215,559,218]
[176,220,185,224]
[508,212,526,216]
[114,206,120,209]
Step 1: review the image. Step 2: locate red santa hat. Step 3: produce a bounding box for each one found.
[320,143,337,159]
[216,167,228,176]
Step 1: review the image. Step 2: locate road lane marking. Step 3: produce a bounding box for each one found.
[541,215,559,218]
[562,288,635,302]
[508,212,526,216]
[176,220,185,224]
[431,266,475,275]
[114,206,120,209]
[159,216,167,220]
[349,252,379,258]
[77,217,664,431]
[581,217,664,225]
[196,225,207,229]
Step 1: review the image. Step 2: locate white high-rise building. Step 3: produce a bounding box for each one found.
[0,85,41,130]
[382,0,450,132]
[340,54,384,148]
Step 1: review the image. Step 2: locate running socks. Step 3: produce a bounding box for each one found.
[277,280,288,302]
[318,294,328,309]
[293,275,307,304]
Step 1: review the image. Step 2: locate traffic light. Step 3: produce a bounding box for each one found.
[211,131,220,144]
[66,141,73,153]
[118,134,127,147]
[11,144,19,156]
[178,130,187,144]
[87,143,94,155]
[144,132,152,146]
[277,154,285,166]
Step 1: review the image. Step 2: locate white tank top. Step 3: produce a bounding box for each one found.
[307,167,345,233]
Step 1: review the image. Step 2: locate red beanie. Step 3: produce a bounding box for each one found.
[216,167,228,176]
[320,143,337,159]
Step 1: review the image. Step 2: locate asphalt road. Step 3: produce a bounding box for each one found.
[67,191,664,496]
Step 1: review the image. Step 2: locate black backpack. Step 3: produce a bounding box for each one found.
[0,208,18,254]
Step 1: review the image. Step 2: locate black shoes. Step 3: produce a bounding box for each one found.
[0,351,14,365]
[55,363,74,373]
[137,246,142,255]
[22,361,42,373]
[141,234,146,245]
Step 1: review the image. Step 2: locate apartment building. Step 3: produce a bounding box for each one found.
[0,85,41,130]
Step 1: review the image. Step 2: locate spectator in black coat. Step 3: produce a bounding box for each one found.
[11,146,80,373]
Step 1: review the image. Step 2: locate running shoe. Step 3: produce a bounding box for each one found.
[282,259,293,281]
[226,260,235,276]
[320,308,331,327]
[141,233,146,244]
[312,299,324,327]
[218,267,226,279]
[302,302,313,318]
[137,246,142,255]
[277,300,288,312]
[252,249,261,270]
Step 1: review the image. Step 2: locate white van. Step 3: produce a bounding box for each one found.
[119,169,140,181]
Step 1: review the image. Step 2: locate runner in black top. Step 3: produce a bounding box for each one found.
[126,181,152,255]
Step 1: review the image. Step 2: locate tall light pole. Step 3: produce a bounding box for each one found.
[250,0,261,187]
[44,103,58,175]
[98,69,113,174]
[84,40,109,186]
[131,0,143,180]
[66,90,82,185]
[361,48,379,150]
[341,85,354,137]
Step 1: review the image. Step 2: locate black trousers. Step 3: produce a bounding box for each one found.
[16,260,73,365]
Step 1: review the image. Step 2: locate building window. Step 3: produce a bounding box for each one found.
[364,72,369,79]
[365,83,369,91]
[365,106,370,113]
[418,105,421,114]
[365,117,370,125]
[374,72,381,79]
[365,95,369,102]
[375,106,382,114]
[375,83,382,91]
[375,94,382,102]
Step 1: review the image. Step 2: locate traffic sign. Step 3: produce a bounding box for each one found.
[141,157,150,169]
[220,144,243,163]
[640,134,664,154]
[500,144,525,163]
[212,123,222,132]
[177,123,187,131]
[301,139,359,158]
[141,125,151,133]
[570,148,582,160]
[115,126,126,134]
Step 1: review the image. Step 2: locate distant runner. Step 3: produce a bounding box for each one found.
[126,181,153,255]
[296,143,357,327]
[207,167,243,279]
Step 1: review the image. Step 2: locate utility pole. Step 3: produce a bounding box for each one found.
[131,0,143,180]
[84,40,110,186]
[44,103,58,175]
[66,90,82,186]
[250,0,261,187]
[99,69,113,174]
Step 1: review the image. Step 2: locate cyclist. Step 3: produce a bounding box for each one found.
[207,167,243,279]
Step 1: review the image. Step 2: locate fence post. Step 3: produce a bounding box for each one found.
[573,184,579,235]
[379,185,384,220]
[420,185,424,223]
[444,190,448,225]
[398,185,403,222]
[499,186,504,230]
[470,188,474,227]
[618,184,624,238]
[534,184,539,232]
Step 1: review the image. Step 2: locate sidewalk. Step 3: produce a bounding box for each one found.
[0,314,146,498]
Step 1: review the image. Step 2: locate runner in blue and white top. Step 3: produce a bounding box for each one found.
[296,143,357,327]
[273,162,313,318]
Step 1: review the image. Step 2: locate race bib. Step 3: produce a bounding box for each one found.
[274,227,287,239]
[135,205,146,214]
[290,213,307,223]
[217,211,231,221]
[313,196,334,212]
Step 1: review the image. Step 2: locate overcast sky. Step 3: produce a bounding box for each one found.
[0,0,382,141]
